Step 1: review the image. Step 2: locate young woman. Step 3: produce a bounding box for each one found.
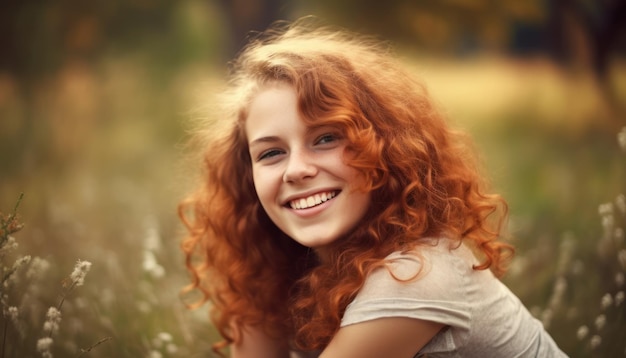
[179,19,567,358]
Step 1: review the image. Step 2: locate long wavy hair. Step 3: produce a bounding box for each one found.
[179,18,514,354]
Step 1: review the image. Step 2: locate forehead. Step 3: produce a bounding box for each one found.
[248,83,297,116]
[245,84,301,142]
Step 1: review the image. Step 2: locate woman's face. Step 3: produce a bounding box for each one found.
[245,84,371,248]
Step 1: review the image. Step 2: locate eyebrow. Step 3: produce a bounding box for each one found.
[248,136,281,148]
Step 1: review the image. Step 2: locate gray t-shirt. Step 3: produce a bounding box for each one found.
[340,238,568,357]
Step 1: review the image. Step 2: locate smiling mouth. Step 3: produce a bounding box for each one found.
[288,191,339,210]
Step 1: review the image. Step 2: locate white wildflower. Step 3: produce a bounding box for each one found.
[554,277,567,294]
[618,126,626,152]
[615,291,625,306]
[576,325,589,340]
[147,350,163,358]
[5,306,22,337]
[7,306,18,319]
[601,215,615,236]
[0,236,18,253]
[599,203,614,216]
[157,332,173,342]
[619,250,626,270]
[25,257,50,280]
[166,343,178,354]
[151,332,176,353]
[43,307,62,335]
[142,251,165,279]
[3,255,31,287]
[548,277,567,309]
[12,255,31,270]
[590,334,602,349]
[69,260,92,286]
[601,293,613,309]
[37,337,54,357]
[43,321,55,334]
[616,194,626,214]
[6,306,18,326]
[46,307,61,321]
[556,237,575,273]
[143,216,161,252]
[594,314,606,330]
[615,228,625,245]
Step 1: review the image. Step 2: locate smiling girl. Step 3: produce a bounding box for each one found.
[179,19,567,358]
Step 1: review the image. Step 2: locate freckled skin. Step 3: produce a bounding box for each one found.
[246,84,371,249]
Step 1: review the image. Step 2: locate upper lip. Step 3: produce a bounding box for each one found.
[281,188,339,206]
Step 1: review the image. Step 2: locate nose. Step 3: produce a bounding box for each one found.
[283,149,318,183]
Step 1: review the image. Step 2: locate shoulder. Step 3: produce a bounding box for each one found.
[357,238,477,299]
[341,238,479,328]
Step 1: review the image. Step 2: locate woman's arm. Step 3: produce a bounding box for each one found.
[320,317,444,358]
[230,324,291,358]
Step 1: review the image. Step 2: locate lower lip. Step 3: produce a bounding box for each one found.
[289,195,337,217]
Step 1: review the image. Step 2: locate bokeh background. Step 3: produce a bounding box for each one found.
[1,0,625,357]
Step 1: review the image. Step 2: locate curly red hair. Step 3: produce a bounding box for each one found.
[179,19,514,354]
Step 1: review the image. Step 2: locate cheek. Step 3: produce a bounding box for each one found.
[251,167,274,205]
[251,168,263,196]
[340,162,369,190]
[332,150,364,181]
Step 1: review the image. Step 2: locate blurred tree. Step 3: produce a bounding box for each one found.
[298,0,546,54]
[546,0,626,115]
[0,0,224,104]
[547,0,626,80]
[0,0,176,85]
[298,0,625,66]
[0,0,220,175]
[296,0,626,122]
[217,0,294,57]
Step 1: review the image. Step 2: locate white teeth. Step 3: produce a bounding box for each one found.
[289,191,337,210]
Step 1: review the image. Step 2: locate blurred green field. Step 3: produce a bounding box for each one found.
[1,2,626,357]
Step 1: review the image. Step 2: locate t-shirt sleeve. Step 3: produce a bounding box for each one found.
[340,242,569,357]
[340,243,474,332]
